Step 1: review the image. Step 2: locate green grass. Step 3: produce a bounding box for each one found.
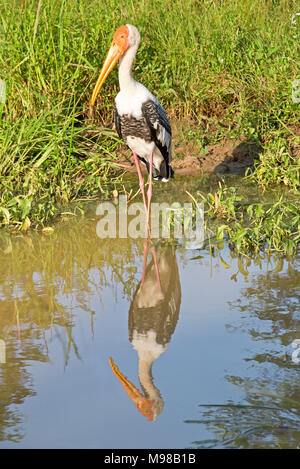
[0,0,299,245]
[191,183,300,255]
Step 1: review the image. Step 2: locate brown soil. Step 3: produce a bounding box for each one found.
[172,137,261,175]
[115,118,263,176]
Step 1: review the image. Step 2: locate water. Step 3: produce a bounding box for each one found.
[0,178,299,448]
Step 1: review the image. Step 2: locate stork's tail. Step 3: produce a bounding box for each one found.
[153,160,174,182]
[139,156,174,182]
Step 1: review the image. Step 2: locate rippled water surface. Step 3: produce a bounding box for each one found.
[0,177,299,448]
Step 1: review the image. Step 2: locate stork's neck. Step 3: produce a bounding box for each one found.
[138,357,159,400]
[118,43,139,93]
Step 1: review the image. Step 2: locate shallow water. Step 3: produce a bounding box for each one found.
[0,177,299,449]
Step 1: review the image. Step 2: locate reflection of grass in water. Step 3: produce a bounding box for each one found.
[0,215,298,368]
[248,390,300,411]
[185,397,300,449]
[0,217,145,367]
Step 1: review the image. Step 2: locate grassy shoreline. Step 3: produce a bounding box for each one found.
[0,0,299,253]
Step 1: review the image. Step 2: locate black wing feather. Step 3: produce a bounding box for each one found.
[141,100,171,164]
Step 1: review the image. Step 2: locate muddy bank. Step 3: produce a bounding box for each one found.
[116,119,262,176]
[172,138,261,175]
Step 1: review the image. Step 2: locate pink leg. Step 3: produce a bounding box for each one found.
[133,152,150,238]
[141,239,162,292]
[146,151,153,230]
[151,246,162,292]
[134,151,161,292]
[141,238,149,285]
[147,152,161,291]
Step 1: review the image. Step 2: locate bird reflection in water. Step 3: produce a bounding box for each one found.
[109,246,181,421]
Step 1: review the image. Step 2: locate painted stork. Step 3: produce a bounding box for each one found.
[109,247,181,422]
[90,24,173,229]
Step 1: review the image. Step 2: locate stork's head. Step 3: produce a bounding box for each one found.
[90,24,140,106]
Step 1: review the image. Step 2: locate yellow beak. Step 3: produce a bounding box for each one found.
[90,42,124,106]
